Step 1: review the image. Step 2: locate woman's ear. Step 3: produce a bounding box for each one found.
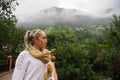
[33,37,37,44]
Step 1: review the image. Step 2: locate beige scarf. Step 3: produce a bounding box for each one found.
[28,47,52,80]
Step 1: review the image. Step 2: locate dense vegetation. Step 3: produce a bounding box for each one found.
[45,21,120,80]
[0,0,120,80]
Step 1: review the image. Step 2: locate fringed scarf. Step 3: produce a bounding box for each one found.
[28,47,52,80]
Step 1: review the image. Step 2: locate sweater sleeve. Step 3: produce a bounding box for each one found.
[12,52,28,80]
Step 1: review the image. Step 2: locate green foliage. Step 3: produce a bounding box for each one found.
[0,0,18,20]
[0,25,26,58]
[46,24,120,80]
[47,27,96,80]
[0,0,26,59]
[46,27,77,48]
[105,15,120,47]
[7,28,26,55]
[104,15,120,80]
[110,15,120,80]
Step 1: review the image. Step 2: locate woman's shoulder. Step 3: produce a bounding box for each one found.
[16,50,31,61]
[19,50,31,56]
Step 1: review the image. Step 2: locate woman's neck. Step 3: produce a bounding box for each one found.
[33,45,43,51]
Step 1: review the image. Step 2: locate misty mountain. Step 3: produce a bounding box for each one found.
[16,7,119,27]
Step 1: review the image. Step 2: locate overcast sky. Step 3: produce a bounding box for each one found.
[14,0,120,21]
[15,0,120,13]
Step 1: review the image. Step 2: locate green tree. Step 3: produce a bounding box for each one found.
[0,0,18,58]
[110,15,120,80]
[104,15,120,80]
[46,27,96,80]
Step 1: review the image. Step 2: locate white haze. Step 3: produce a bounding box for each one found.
[14,0,120,23]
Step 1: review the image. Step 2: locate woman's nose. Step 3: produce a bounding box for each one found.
[45,39,47,43]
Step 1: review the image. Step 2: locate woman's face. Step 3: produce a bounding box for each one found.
[34,31,47,50]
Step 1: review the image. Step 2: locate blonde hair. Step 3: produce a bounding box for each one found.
[24,29,42,50]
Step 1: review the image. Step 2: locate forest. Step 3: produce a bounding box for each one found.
[0,0,120,80]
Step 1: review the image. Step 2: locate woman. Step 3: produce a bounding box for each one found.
[12,29,58,80]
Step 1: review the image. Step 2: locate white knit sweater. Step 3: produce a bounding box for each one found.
[12,50,54,80]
